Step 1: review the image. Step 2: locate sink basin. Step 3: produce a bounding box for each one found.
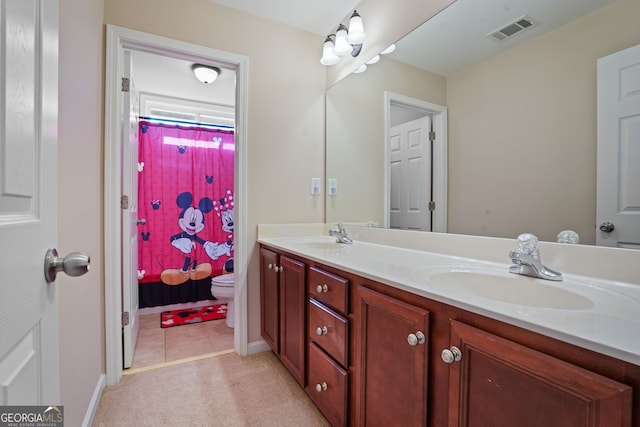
[428,269,594,310]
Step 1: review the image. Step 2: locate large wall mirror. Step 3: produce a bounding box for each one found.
[325,0,640,245]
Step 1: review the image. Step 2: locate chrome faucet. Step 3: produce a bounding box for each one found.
[328,223,353,244]
[508,233,562,281]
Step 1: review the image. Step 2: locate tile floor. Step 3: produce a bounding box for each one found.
[131,312,234,370]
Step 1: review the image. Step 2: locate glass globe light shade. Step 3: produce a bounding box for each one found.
[191,64,220,84]
[333,24,353,56]
[346,11,365,44]
[320,36,340,66]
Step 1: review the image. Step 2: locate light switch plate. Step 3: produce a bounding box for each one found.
[311,177,321,195]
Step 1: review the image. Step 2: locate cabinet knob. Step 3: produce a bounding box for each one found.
[268,263,273,270]
[407,331,425,346]
[315,382,328,392]
[316,284,329,293]
[316,326,328,336]
[441,346,462,364]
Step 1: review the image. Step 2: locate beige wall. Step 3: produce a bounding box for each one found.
[58,0,104,425]
[447,0,640,243]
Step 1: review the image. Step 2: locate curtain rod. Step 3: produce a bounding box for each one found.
[139,116,235,130]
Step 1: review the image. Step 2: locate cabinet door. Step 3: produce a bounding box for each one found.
[279,255,307,386]
[354,285,430,427]
[308,342,348,427]
[259,247,279,352]
[448,320,632,427]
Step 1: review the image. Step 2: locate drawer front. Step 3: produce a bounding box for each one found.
[307,342,348,427]
[308,299,348,367]
[308,266,348,314]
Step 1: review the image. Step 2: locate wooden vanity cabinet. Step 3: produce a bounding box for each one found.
[447,320,632,427]
[259,244,638,426]
[259,247,306,386]
[306,266,350,426]
[353,285,430,427]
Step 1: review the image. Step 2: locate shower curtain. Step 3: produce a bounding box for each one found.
[137,121,235,308]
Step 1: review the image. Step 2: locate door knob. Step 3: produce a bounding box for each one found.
[407,331,426,346]
[44,248,91,283]
[599,222,615,233]
[441,346,462,364]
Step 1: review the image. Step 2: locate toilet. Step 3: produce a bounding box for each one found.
[210,273,235,328]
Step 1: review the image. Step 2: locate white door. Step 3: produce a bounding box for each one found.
[597,44,640,249]
[0,0,60,404]
[389,116,432,231]
[122,50,140,368]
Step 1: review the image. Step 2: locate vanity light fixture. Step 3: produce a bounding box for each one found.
[366,54,380,65]
[346,10,366,44]
[320,10,365,66]
[380,44,396,54]
[353,64,367,74]
[320,35,340,66]
[191,64,221,84]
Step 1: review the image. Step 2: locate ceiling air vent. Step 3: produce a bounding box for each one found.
[487,15,537,41]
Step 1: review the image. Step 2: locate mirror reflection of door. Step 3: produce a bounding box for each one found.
[596,43,640,249]
[390,116,432,231]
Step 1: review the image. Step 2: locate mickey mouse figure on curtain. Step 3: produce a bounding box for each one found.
[160,191,233,285]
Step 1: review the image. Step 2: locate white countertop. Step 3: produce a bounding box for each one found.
[258,232,640,366]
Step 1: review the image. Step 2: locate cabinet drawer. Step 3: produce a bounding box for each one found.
[308,299,348,367]
[308,266,348,314]
[308,342,348,427]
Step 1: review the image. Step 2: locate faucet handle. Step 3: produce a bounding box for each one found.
[515,233,539,255]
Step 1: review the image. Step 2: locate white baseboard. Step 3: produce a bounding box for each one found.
[82,373,106,427]
[247,339,270,355]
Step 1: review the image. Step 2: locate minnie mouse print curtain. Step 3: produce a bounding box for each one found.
[137,121,234,308]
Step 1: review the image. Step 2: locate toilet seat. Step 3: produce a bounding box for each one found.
[211,273,234,286]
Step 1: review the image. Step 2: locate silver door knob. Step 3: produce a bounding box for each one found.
[599,222,615,233]
[44,248,90,283]
[137,218,146,225]
[407,331,425,346]
[441,346,462,364]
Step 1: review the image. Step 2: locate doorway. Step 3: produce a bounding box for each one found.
[384,92,447,232]
[104,25,249,387]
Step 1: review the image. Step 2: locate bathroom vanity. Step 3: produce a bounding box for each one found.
[258,225,639,426]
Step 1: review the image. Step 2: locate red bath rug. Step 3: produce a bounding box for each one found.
[161,304,227,328]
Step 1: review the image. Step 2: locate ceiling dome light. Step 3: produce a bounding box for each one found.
[333,24,353,56]
[346,10,365,44]
[320,35,340,66]
[191,64,221,84]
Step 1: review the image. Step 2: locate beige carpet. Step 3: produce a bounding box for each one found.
[92,351,330,426]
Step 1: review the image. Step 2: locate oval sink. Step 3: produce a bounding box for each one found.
[429,270,594,310]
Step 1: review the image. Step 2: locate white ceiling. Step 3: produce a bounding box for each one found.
[132,0,618,112]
